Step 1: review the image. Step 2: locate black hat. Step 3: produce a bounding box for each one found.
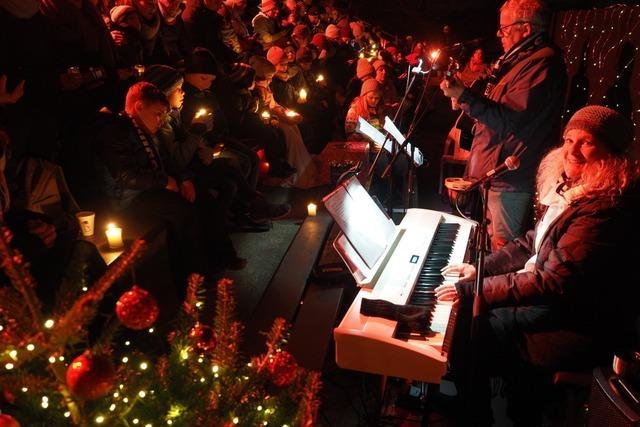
[185,47,219,75]
[226,62,256,89]
[143,64,183,95]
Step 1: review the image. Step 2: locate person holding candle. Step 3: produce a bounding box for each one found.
[95,82,247,283]
[251,55,318,189]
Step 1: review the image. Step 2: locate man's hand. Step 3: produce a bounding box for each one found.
[165,176,179,192]
[0,75,25,105]
[441,263,476,282]
[435,284,458,302]
[180,180,196,203]
[26,219,56,248]
[439,76,465,99]
[110,30,126,47]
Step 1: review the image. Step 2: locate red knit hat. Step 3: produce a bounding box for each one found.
[260,0,277,12]
[360,79,380,96]
[266,46,287,65]
[311,33,327,50]
[325,24,340,41]
[356,58,374,80]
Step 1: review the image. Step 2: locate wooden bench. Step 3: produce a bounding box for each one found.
[244,211,346,370]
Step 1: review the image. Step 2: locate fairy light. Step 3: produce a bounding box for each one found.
[122,357,129,363]
[64,412,71,418]
[180,348,190,360]
[125,341,131,346]
[44,319,54,329]
[9,350,17,359]
[58,356,65,362]
[5,363,14,370]
[82,286,88,292]
[167,421,173,425]
[148,328,154,333]
[140,362,148,370]
[95,415,105,423]
[123,397,129,403]
[145,424,152,427]
[199,377,206,383]
[110,404,116,411]
[48,356,56,364]
[198,357,204,363]
[21,387,28,392]
[138,390,147,398]
[232,417,239,424]
[212,365,219,373]
[26,344,35,351]
[132,419,139,425]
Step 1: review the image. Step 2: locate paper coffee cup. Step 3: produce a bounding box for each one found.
[76,211,95,237]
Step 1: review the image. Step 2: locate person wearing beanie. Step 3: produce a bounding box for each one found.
[110,5,144,67]
[251,0,289,50]
[440,0,567,252]
[324,24,339,41]
[371,59,399,117]
[292,24,311,49]
[435,105,640,426]
[267,46,287,66]
[345,79,382,141]
[304,5,323,34]
[225,62,256,90]
[143,64,184,97]
[185,47,220,76]
[311,33,327,52]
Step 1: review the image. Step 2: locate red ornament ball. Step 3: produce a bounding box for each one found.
[66,352,115,400]
[267,351,298,387]
[188,322,217,353]
[116,285,159,330]
[259,161,270,176]
[0,414,20,427]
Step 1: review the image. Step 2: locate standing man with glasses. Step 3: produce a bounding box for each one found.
[441,0,566,251]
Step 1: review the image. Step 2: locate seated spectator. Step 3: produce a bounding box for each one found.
[109,5,144,67]
[345,79,383,140]
[153,0,191,67]
[251,0,289,51]
[251,55,318,188]
[93,82,246,282]
[372,59,400,117]
[183,0,238,65]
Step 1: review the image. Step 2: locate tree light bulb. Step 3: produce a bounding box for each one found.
[44,319,54,328]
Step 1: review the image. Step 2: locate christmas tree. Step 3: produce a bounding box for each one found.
[0,222,321,426]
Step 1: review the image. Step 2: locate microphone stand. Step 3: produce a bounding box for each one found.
[466,179,490,409]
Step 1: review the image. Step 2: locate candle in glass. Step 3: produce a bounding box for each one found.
[105,223,124,249]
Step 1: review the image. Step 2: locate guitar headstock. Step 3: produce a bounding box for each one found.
[444,57,461,81]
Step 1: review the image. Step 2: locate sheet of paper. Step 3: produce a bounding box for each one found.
[323,176,396,269]
[355,117,424,166]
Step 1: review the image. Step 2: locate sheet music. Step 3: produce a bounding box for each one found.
[355,117,424,166]
[323,176,396,269]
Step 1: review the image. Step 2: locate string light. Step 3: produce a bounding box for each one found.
[44,319,54,329]
[138,390,147,398]
[26,344,35,351]
[140,362,148,370]
[95,415,105,423]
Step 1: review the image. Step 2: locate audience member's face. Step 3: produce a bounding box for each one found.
[497,7,528,53]
[284,49,295,63]
[158,0,182,17]
[135,101,168,134]
[299,61,312,71]
[227,0,246,12]
[264,6,279,19]
[187,73,216,90]
[375,66,387,84]
[364,91,381,108]
[562,129,609,180]
[471,49,484,63]
[204,0,223,12]
[275,62,289,75]
[134,0,157,20]
[285,0,296,11]
[167,85,185,109]
[308,14,319,24]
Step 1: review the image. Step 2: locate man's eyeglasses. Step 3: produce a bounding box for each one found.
[497,21,529,35]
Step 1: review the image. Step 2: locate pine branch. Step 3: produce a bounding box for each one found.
[182,273,205,319]
[297,371,322,427]
[0,223,43,331]
[49,239,146,348]
[212,278,242,366]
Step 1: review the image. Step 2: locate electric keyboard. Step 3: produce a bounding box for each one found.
[334,208,476,383]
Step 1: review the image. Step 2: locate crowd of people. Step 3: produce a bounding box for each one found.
[0,0,449,300]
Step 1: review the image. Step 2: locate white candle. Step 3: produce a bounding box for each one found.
[307,203,317,216]
[194,108,208,119]
[299,88,308,102]
[105,223,124,249]
[261,111,271,123]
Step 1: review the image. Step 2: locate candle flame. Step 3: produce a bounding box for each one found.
[261,111,271,119]
[194,108,208,119]
[107,223,116,230]
[316,74,324,82]
[430,49,441,60]
[286,110,298,117]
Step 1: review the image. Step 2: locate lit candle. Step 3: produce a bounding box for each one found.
[105,223,124,249]
[298,88,308,103]
[307,203,317,216]
[316,74,324,83]
[359,52,365,59]
[430,50,441,61]
[286,110,299,117]
[194,108,208,119]
[261,111,271,124]
[134,64,145,76]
